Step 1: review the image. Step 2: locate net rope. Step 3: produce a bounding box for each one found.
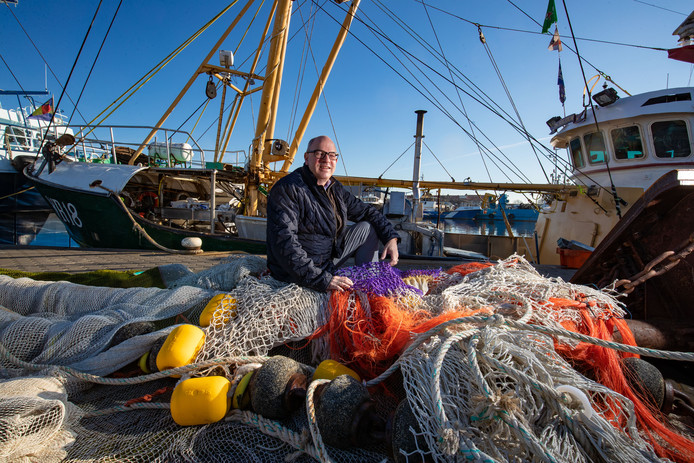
[0,254,691,462]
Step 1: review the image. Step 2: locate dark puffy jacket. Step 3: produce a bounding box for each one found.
[266,165,399,291]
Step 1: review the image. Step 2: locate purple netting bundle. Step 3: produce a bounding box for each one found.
[401,268,445,279]
[336,262,444,296]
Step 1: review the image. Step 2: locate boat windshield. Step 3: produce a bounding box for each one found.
[651,120,691,158]
[569,137,584,168]
[584,131,607,164]
[611,126,644,160]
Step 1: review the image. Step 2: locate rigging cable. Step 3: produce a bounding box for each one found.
[479,25,551,184]
[361,2,540,185]
[503,1,619,207]
[0,52,26,94]
[561,0,625,219]
[419,0,669,53]
[67,0,124,129]
[3,2,90,125]
[503,0,629,203]
[422,141,456,182]
[631,0,688,16]
[34,0,105,167]
[376,142,416,179]
[286,0,315,143]
[366,1,556,180]
[420,1,492,184]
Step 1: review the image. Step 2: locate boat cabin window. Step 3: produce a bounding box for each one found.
[651,120,691,158]
[611,126,644,160]
[583,132,606,164]
[569,137,584,168]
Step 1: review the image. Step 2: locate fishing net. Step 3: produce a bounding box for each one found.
[0,254,692,462]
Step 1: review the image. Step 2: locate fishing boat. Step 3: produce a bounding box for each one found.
[22,1,563,259]
[12,1,693,265]
[534,85,694,265]
[3,3,694,463]
[0,91,72,245]
[442,192,539,222]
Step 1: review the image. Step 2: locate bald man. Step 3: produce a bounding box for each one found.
[266,135,399,292]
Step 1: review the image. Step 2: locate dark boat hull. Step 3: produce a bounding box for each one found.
[31,178,267,253]
[571,169,694,322]
[0,169,53,245]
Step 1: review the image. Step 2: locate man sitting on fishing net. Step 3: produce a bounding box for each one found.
[266,135,400,292]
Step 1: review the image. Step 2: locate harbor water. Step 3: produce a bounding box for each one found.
[437,218,536,238]
[28,213,75,247]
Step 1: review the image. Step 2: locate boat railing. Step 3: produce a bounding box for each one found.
[62,124,248,169]
[1,119,70,159]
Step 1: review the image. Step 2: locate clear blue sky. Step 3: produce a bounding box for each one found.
[2,0,692,199]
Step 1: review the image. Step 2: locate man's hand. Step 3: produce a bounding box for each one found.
[380,237,399,266]
[328,275,353,291]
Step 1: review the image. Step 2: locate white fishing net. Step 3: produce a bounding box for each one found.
[0,275,217,376]
[0,255,690,462]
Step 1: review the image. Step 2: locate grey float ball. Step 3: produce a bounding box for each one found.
[250,355,306,420]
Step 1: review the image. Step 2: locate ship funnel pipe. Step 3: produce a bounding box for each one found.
[412,110,426,222]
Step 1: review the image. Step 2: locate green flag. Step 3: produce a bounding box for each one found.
[542,0,557,33]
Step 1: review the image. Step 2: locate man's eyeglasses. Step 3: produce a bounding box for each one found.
[308,150,339,161]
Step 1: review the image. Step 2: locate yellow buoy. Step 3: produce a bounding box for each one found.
[138,351,150,374]
[170,376,231,426]
[312,359,361,382]
[232,371,254,409]
[199,294,237,327]
[156,325,205,376]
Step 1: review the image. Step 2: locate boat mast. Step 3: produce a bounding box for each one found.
[281,0,362,173]
[246,0,361,216]
[129,0,257,165]
[246,0,293,216]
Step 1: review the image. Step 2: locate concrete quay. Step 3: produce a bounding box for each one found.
[0,245,577,280]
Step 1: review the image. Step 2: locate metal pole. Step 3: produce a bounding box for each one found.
[210,169,217,233]
[165,130,172,166]
[109,127,117,164]
[412,110,426,222]
[284,0,362,172]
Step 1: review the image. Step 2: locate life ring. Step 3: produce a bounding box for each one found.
[137,191,159,208]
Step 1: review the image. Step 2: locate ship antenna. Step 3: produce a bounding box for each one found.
[560,0,624,219]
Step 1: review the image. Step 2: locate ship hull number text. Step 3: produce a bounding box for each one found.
[47,198,83,228]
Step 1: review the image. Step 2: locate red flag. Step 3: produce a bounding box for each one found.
[668,44,694,64]
[27,97,54,121]
[548,26,562,52]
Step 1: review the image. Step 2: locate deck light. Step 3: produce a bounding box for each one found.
[546,116,561,131]
[592,87,619,107]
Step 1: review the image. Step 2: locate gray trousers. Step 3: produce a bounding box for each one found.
[332,221,380,267]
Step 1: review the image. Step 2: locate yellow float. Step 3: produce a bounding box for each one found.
[312,359,361,382]
[170,376,231,426]
[156,325,205,376]
[199,294,237,327]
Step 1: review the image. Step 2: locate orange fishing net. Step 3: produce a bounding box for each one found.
[445,261,493,276]
[550,296,694,462]
[316,291,491,380]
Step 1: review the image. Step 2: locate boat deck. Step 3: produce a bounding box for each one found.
[0,245,577,279]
